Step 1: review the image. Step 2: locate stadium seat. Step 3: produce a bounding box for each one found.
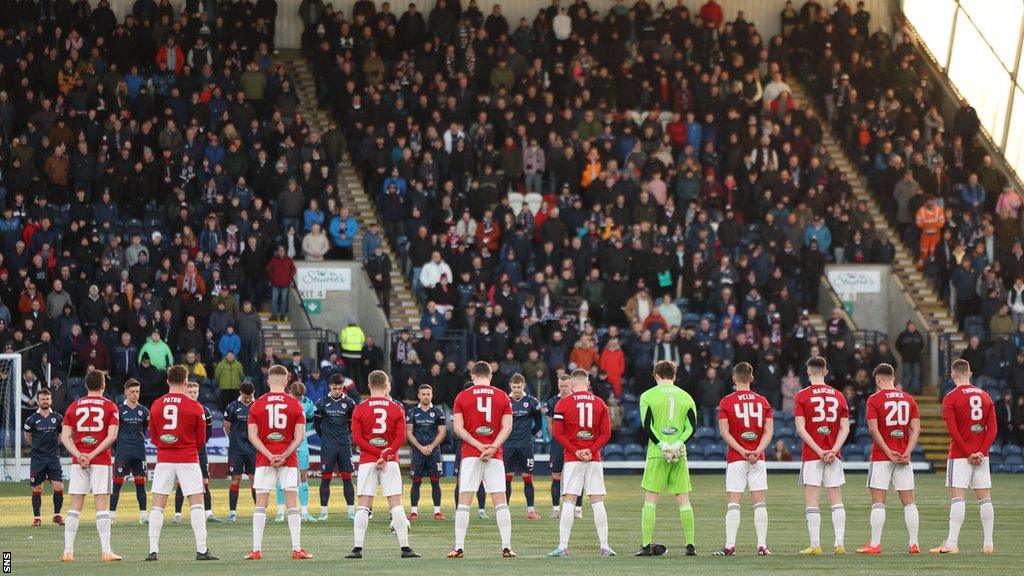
[845,453,866,462]
[1004,445,1023,457]
[988,453,1003,465]
[624,443,646,461]
[704,443,727,460]
[1002,454,1023,466]
[694,426,716,440]
[862,444,873,459]
[989,445,1003,457]
[602,444,624,462]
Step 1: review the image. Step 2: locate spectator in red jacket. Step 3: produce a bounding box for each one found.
[266,246,297,321]
[156,37,185,74]
[599,338,626,397]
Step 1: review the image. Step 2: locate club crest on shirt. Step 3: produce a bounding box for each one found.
[159,433,178,443]
[475,425,494,435]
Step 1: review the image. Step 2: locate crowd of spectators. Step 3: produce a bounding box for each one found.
[4,0,1021,448]
[302,0,942,445]
[3,0,353,418]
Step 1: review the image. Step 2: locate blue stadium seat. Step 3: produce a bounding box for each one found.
[778,412,794,423]
[624,444,646,461]
[845,453,866,462]
[862,444,874,458]
[1004,445,1023,457]
[694,426,716,440]
[688,451,705,462]
[912,445,926,458]
[602,444,624,461]
[1002,454,1024,466]
[989,444,1003,457]
[988,453,1003,465]
[788,442,802,455]
[681,313,701,327]
[775,434,795,448]
[1011,465,1024,474]
[704,443,727,460]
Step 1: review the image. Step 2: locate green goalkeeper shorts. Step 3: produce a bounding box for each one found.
[641,456,692,494]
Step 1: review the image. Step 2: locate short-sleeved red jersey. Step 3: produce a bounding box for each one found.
[865,389,920,461]
[942,384,997,458]
[249,392,305,467]
[718,390,773,463]
[351,397,406,465]
[552,392,611,463]
[64,395,119,465]
[453,384,512,458]
[793,385,850,461]
[149,392,207,463]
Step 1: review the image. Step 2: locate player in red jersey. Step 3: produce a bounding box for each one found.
[145,365,217,561]
[793,356,850,556]
[714,362,774,556]
[448,361,515,559]
[59,370,120,562]
[345,370,420,559]
[548,369,613,557]
[931,359,998,555]
[857,363,921,555]
[246,365,313,560]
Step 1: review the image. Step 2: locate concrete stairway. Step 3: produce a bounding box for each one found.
[788,80,955,470]
[273,51,420,333]
[259,310,300,359]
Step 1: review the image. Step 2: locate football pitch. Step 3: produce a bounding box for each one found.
[0,473,1020,575]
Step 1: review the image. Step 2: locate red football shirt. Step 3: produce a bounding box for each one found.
[942,385,997,458]
[351,397,406,465]
[149,392,207,464]
[453,384,512,458]
[64,395,119,465]
[552,392,611,463]
[793,384,850,461]
[865,389,920,462]
[249,392,305,467]
[718,390,773,463]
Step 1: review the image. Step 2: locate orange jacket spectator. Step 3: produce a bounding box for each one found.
[475,218,501,252]
[570,340,599,370]
[915,201,946,234]
[599,340,626,396]
[581,159,602,189]
[18,288,45,314]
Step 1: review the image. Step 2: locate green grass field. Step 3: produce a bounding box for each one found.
[0,473,1021,575]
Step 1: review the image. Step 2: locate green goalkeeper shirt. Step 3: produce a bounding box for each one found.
[639,383,697,459]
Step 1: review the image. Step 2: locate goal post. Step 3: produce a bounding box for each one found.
[0,354,23,482]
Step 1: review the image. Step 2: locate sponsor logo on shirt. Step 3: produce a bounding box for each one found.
[741,431,758,441]
[890,429,905,438]
[576,430,594,440]
[369,437,388,447]
[661,426,678,435]
[159,433,178,443]
[816,426,831,435]
[81,435,98,445]
[970,424,985,434]
[475,426,494,435]
[267,432,284,442]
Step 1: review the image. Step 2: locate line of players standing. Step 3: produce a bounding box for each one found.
[23,355,1000,560]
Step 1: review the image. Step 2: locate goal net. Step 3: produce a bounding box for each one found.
[0,354,23,482]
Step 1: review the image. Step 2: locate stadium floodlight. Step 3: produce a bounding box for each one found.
[0,353,23,482]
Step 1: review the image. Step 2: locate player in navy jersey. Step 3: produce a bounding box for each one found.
[224,381,257,522]
[110,380,149,524]
[505,374,543,519]
[406,384,447,520]
[24,388,65,526]
[173,381,220,523]
[313,374,358,521]
[546,375,582,519]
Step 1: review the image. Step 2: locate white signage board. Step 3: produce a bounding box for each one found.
[827,269,882,294]
[296,267,352,292]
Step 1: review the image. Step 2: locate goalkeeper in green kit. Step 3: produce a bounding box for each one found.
[636,360,698,557]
